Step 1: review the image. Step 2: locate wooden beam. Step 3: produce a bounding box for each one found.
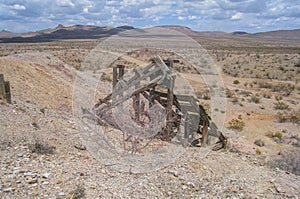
[4,81,11,104]
[113,66,118,88]
[202,124,208,147]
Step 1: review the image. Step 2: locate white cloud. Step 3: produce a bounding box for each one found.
[56,0,75,7]
[231,12,243,20]
[11,4,26,10]
[188,15,197,20]
[178,16,185,21]
[0,0,300,33]
[83,7,89,13]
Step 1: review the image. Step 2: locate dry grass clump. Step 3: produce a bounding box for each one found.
[228,118,245,131]
[29,137,55,155]
[273,101,290,110]
[248,94,260,104]
[100,72,113,82]
[276,110,300,124]
[266,131,283,140]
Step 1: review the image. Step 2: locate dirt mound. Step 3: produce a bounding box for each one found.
[0,53,76,111]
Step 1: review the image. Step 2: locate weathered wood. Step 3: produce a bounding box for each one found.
[0,83,5,100]
[4,81,11,104]
[113,66,118,88]
[93,56,227,149]
[202,124,208,147]
[0,74,4,83]
[0,74,11,104]
[149,87,155,107]
[118,65,125,79]
[0,74,4,100]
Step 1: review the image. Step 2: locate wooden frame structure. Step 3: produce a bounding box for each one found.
[93,56,226,147]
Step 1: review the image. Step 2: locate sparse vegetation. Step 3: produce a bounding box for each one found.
[255,148,262,155]
[29,138,55,155]
[228,118,245,131]
[233,79,240,84]
[266,131,283,142]
[276,110,300,123]
[249,95,260,104]
[254,139,265,147]
[68,184,86,199]
[273,101,290,110]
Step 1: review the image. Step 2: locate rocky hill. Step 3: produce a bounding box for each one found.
[1,25,299,42]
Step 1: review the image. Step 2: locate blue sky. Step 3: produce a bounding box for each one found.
[0,0,299,33]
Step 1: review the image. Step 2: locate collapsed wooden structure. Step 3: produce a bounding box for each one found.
[93,56,226,148]
[0,74,11,104]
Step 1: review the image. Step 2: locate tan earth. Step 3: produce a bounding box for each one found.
[0,36,299,198]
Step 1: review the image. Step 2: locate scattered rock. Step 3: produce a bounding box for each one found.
[3,187,14,192]
[42,173,50,179]
[168,170,179,177]
[42,181,49,185]
[26,178,38,184]
[74,143,86,151]
[254,139,265,147]
[58,192,66,196]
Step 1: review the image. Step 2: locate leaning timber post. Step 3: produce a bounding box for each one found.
[0,74,12,104]
[149,86,155,107]
[112,66,118,88]
[202,124,208,147]
[118,65,125,79]
[166,77,174,141]
[184,113,190,143]
[0,74,5,100]
[133,70,140,122]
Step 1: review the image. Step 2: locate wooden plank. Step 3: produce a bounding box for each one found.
[0,74,4,100]
[0,74,4,83]
[4,81,11,104]
[202,124,208,147]
[113,66,118,88]
[118,65,125,79]
[0,83,5,100]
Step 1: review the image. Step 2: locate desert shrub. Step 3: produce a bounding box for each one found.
[203,94,211,100]
[258,81,272,89]
[276,110,300,124]
[254,139,265,147]
[233,80,240,84]
[249,95,260,104]
[231,97,239,104]
[262,93,271,98]
[228,118,245,131]
[226,89,234,98]
[266,131,283,143]
[270,149,300,175]
[275,95,283,101]
[273,101,290,110]
[68,184,85,199]
[255,148,262,155]
[100,73,112,82]
[272,83,295,96]
[29,138,55,155]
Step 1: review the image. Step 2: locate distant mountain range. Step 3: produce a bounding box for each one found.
[0,24,299,42]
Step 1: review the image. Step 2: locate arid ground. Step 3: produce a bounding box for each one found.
[0,30,299,198]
